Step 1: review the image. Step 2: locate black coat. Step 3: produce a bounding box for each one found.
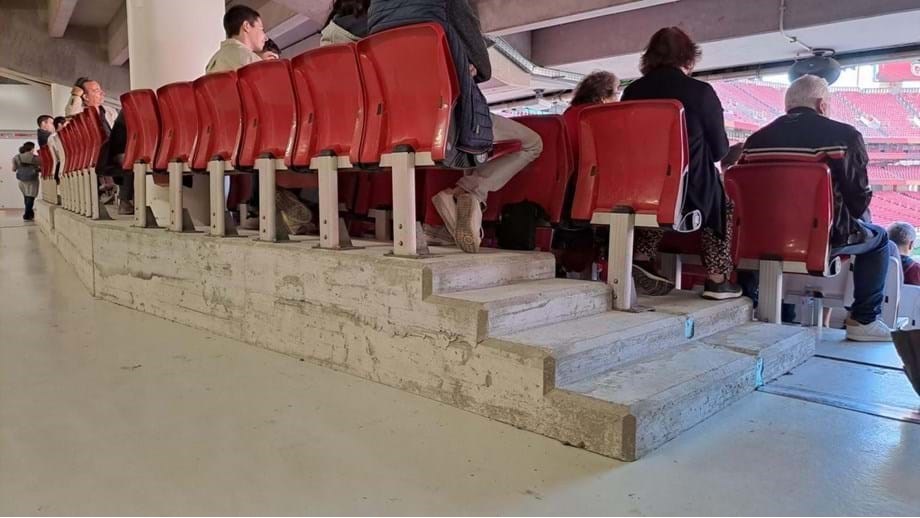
[621,67,730,236]
[741,107,872,248]
[368,0,493,168]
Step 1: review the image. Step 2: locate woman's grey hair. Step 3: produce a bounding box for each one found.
[785,75,830,112]
[887,221,917,248]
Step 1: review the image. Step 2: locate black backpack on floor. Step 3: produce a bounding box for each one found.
[497,201,548,251]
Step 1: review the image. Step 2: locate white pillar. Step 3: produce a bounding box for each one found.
[126,0,225,226]
[50,83,72,117]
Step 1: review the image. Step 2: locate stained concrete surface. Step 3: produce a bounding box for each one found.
[816,328,906,369]
[2,217,919,516]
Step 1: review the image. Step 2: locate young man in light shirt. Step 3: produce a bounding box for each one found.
[205,5,267,74]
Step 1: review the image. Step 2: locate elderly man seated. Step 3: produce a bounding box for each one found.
[741,75,892,342]
[888,222,920,285]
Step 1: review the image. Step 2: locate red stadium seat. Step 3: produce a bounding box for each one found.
[290,43,366,248]
[84,107,107,170]
[571,100,690,227]
[154,83,198,170]
[70,112,92,217]
[83,107,112,220]
[155,82,199,231]
[724,162,835,322]
[357,22,459,255]
[62,119,81,213]
[37,145,52,203]
[486,116,572,224]
[71,112,88,173]
[121,89,161,228]
[192,71,247,236]
[237,59,298,241]
[562,105,589,168]
[416,116,571,231]
[289,44,365,168]
[191,72,242,170]
[56,123,74,211]
[38,145,52,179]
[571,100,692,309]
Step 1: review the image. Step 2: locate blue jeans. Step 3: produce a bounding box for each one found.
[832,222,890,325]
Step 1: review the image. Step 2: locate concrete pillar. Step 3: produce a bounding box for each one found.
[126,0,225,225]
[50,83,72,117]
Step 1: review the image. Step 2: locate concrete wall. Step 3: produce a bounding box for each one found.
[0,4,130,97]
[35,208,639,460]
[0,84,51,130]
[0,84,50,208]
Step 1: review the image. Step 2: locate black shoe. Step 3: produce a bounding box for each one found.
[632,264,675,296]
[702,279,743,300]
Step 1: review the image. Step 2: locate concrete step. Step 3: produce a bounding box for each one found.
[423,250,556,295]
[500,291,753,387]
[699,322,816,383]
[440,279,611,338]
[635,290,754,332]
[560,342,759,460]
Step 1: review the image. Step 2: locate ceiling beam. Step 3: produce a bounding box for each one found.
[47,0,78,38]
[472,0,676,36]
[268,0,332,24]
[531,0,920,70]
[226,0,305,35]
[107,2,128,66]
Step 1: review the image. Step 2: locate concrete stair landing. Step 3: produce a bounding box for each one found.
[36,203,816,462]
[488,290,814,460]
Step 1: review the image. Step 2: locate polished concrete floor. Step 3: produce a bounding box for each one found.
[1,209,919,516]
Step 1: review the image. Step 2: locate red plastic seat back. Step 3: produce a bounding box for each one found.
[289,43,365,167]
[121,89,160,170]
[64,121,80,173]
[191,71,242,170]
[571,100,688,225]
[562,105,589,164]
[84,107,108,168]
[357,23,459,164]
[39,145,53,178]
[488,115,573,224]
[57,125,72,174]
[724,162,833,274]
[71,112,90,170]
[237,59,297,168]
[154,82,198,171]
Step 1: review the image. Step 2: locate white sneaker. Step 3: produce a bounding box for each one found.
[432,189,458,237]
[454,192,483,254]
[845,318,893,342]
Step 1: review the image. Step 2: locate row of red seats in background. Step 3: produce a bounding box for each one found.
[117,23,575,240]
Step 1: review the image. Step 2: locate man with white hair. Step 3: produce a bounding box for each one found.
[888,222,920,285]
[741,74,892,342]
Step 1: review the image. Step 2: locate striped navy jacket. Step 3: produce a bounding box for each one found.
[740,107,871,248]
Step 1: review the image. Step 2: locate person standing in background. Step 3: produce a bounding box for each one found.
[13,142,40,221]
[36,115,54,147]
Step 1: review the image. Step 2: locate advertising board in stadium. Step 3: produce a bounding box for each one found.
[877,61,920,82]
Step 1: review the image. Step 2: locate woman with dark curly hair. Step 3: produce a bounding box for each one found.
[564,71,620,154]
[571,71,620,106]
[621,27,740,301]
